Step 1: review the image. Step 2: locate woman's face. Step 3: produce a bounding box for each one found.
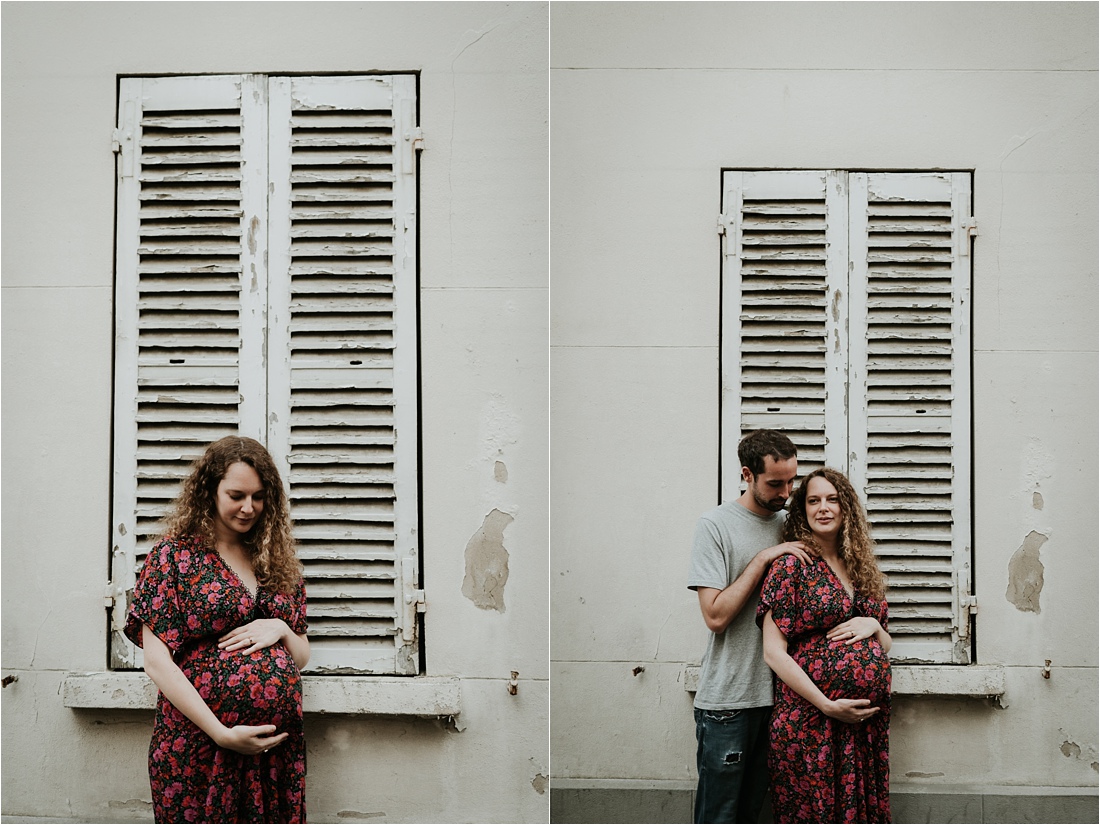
[804,475,843,543]
[213,461,265,540]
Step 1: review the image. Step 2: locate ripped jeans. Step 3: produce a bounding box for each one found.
[693,705,771,823]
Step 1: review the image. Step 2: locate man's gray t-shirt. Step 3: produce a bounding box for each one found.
[688,501,785,710]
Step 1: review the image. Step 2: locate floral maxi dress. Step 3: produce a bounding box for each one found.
[125,534,308,823]
[757,555,891,824]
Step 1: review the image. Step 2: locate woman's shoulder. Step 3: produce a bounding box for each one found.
[147,533,207,561]
[775,551,815,575]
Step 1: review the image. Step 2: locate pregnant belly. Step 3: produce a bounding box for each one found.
[182,643,303,730]
[797,635,891,705]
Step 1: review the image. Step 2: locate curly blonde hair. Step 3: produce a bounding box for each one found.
[781,467,887,601]
[166,436,301,594]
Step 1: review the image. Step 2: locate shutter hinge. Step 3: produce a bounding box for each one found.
[400,556,424,643]
[405,589,427,613]
[959,217,978,257]
[115,104,136,179]
[957,593,978,639]
[400,589,425,644]
[718,213,740,256]
[404,126,424,153]
[104,581,118,608]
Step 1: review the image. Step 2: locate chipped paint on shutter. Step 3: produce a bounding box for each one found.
[720,171,847,502]
[267,76,420,675]
[111,76,262,667]
[848,172,973,664]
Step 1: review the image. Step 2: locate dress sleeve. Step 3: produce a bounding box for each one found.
[756,554,803,637]
[874,595,889,631]
[123,537,188,655]
[278,577,308,635]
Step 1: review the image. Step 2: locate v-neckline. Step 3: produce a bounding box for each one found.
[819,555,854,601]
[212,548,258,600]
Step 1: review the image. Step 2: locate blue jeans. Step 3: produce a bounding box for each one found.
[693,705,771,823]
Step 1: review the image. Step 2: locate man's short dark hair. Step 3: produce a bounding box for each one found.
[737,429,797,477]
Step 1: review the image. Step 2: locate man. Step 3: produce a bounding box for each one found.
[688,429,811,823]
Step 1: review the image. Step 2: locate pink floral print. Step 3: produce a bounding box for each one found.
[759,555,891,823]
[125,535,307,823]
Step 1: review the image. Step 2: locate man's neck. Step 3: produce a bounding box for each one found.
[735,490,773,517]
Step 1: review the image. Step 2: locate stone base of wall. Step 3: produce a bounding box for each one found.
[549,783,1099,824]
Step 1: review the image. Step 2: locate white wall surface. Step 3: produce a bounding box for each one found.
[1,2,549,822]
[550,0,1098,794]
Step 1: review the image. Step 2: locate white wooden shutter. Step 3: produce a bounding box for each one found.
[720,170,848,502]
[111,75,420,675]
[267,76,421,675]
[848,172,973,664]
[110,76,268,666]
[721,169,974,664]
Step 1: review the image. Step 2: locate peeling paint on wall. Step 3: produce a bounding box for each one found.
[494,460,508,483]
[462,509,513,612]
[529,757,548,794]
[1032,491,1044,510]
[1006,531,1048,613]
[1057,730,1100,771]
[108,800,153,814]
[337,811,386,820]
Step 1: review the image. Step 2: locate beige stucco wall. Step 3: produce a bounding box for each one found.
[1,2,548,822]
[550,0,1098,797]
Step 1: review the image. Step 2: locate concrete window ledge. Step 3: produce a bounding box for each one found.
[682,664,1006,698]
[62,671,462,717]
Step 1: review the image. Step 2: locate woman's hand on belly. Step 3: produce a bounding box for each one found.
[219,619,292,654]
[215,723,290,756]
[219,619,311,668]
[822,697,881,725]
[827,616,886,646]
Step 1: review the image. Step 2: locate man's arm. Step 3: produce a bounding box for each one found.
[696,541,811,633]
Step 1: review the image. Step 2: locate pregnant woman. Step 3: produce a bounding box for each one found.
[125,436,309,823]
[758,467,892,823]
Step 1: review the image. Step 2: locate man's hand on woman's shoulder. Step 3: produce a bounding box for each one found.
[759,541,813,567]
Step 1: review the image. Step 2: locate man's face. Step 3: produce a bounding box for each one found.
[742,455,798,515]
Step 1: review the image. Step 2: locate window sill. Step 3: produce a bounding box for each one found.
[682,664,1006,698]
[62,671,462,717]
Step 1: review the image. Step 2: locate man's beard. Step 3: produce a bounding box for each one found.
[751,486,786,513]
